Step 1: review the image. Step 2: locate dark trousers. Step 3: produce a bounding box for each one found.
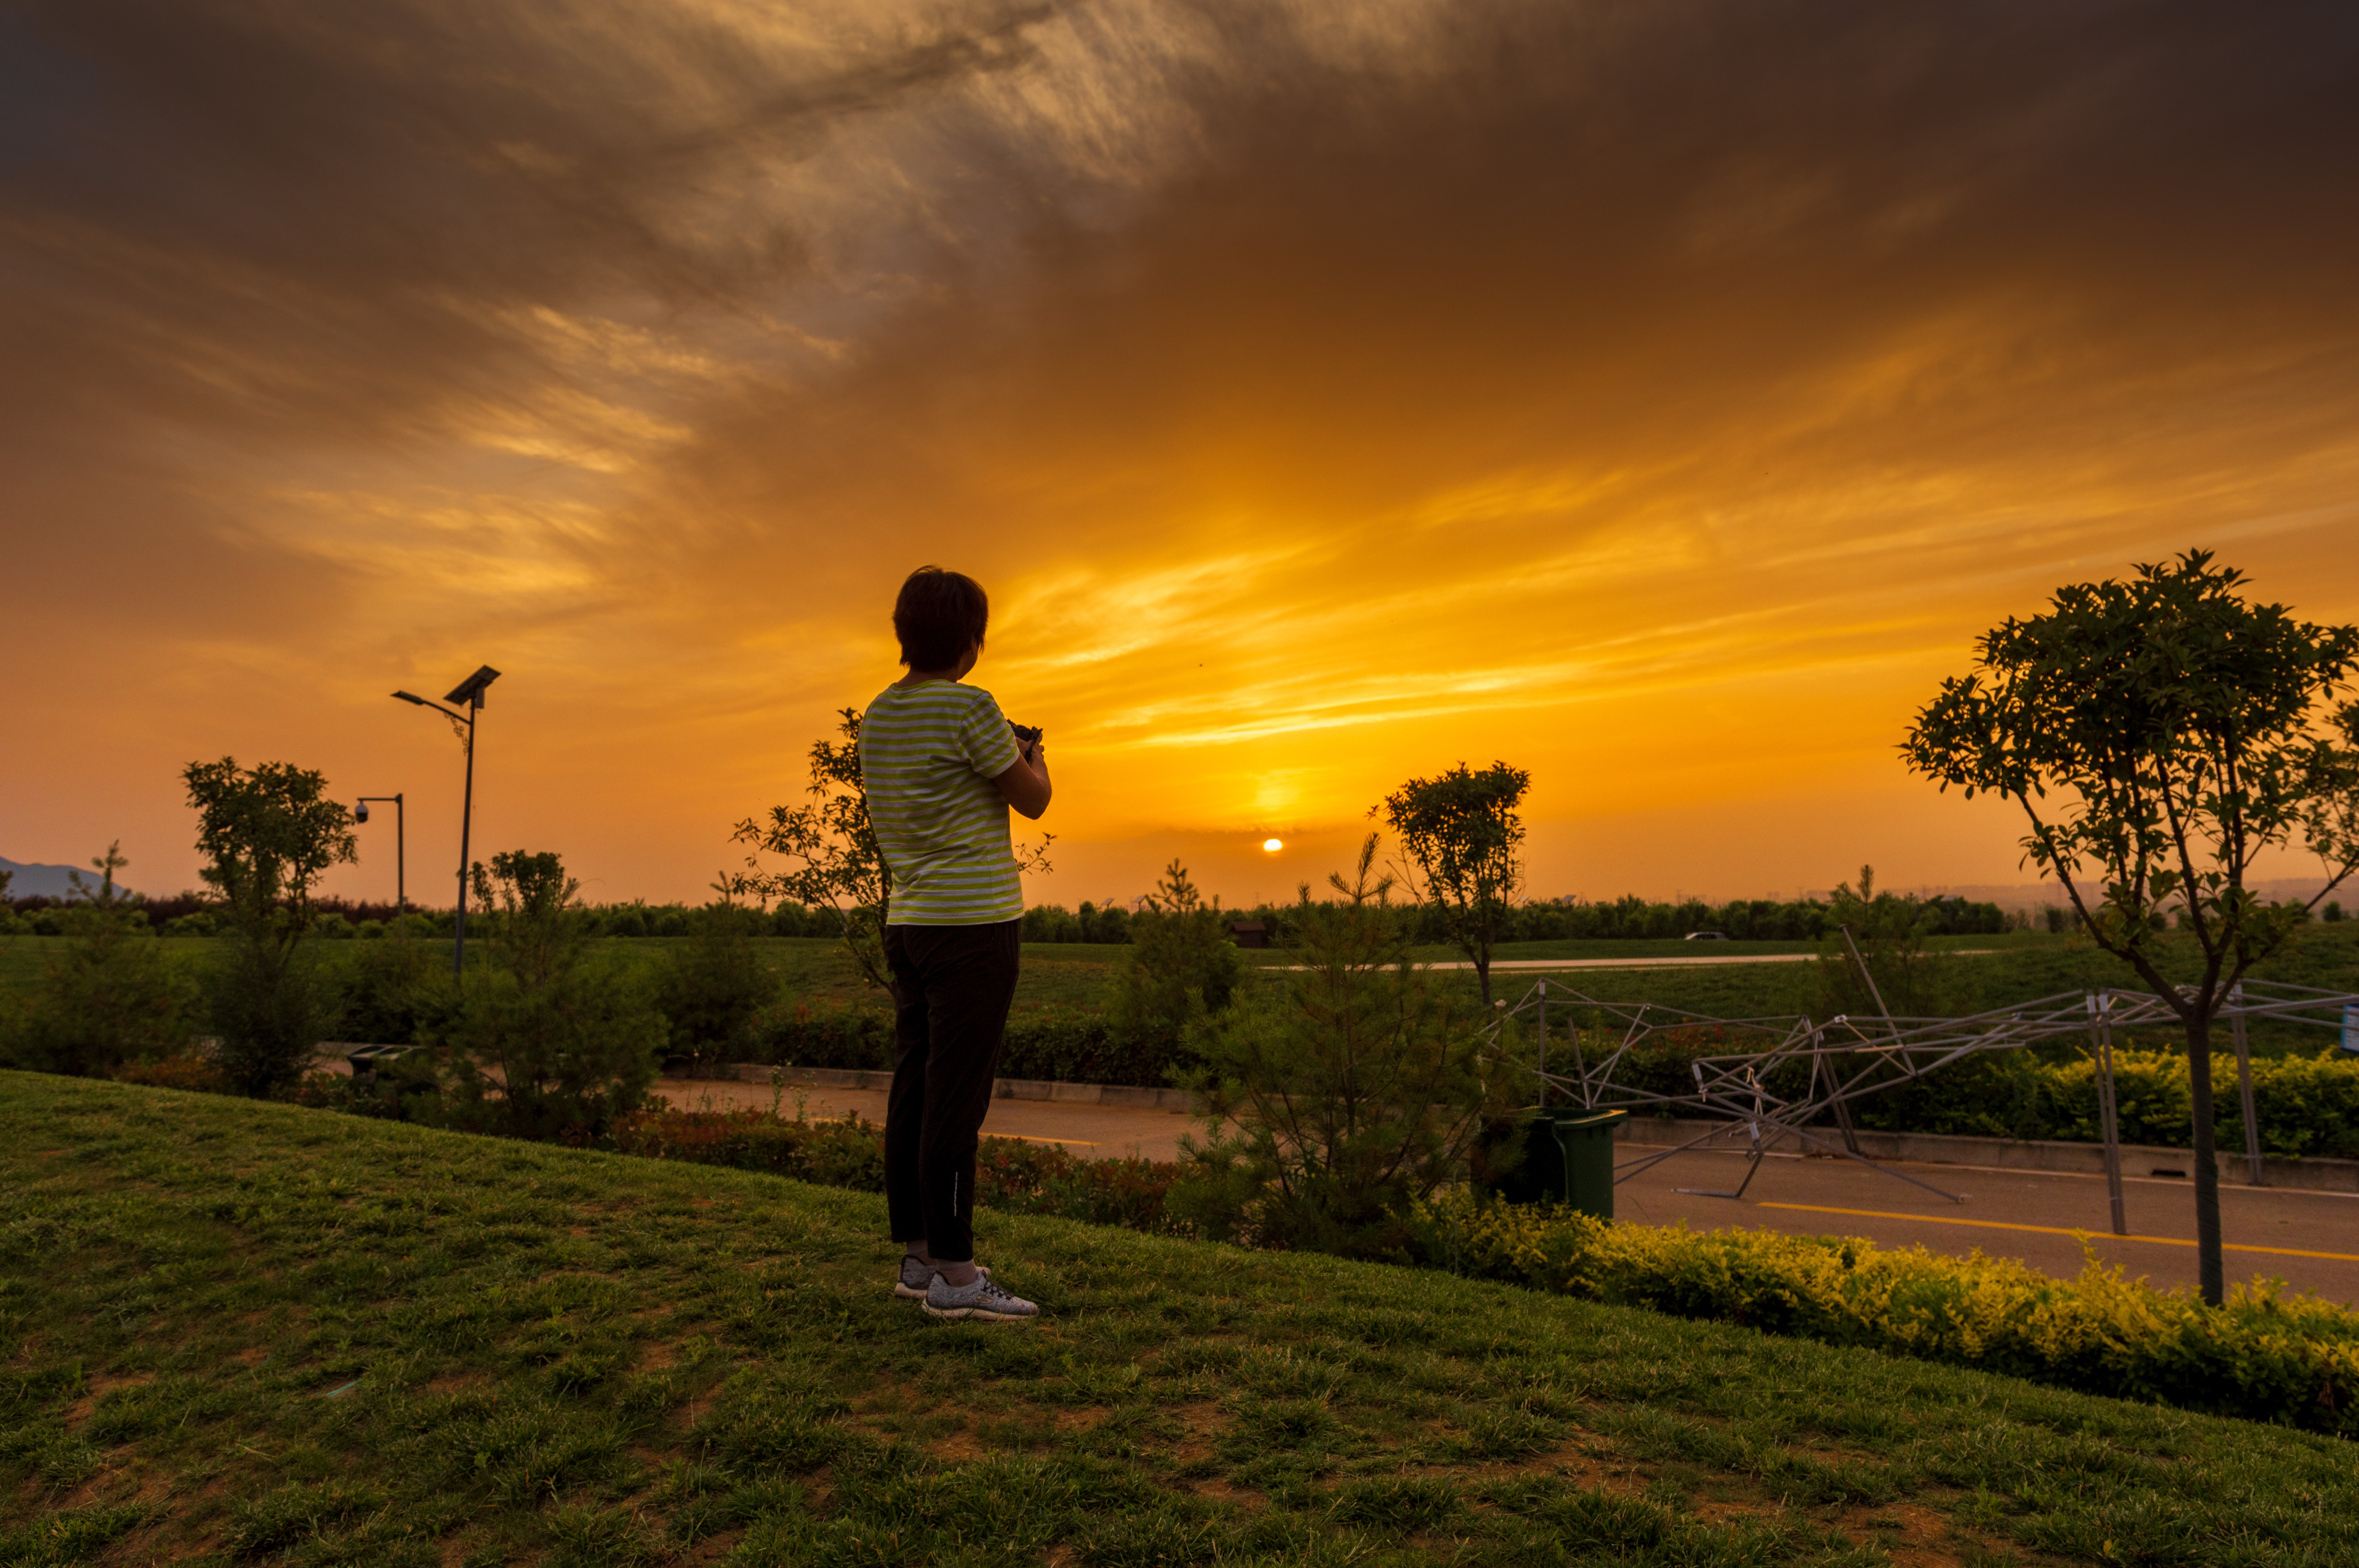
[883,920,1021,1263]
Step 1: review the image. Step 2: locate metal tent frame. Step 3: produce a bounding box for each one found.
[1481,975,2359,1232]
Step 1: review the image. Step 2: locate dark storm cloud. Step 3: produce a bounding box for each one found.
[0,0,1053,445]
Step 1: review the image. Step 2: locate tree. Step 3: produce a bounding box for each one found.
[430,850,665,1143]
[1113,859,1243,1074]
[1172,835,1518,1257]
[730,710,893,994]
[183,758,358,1093]
[729,706,1050,999]
[1903,550,2359,1305]
[1377,760,1532,1004]
[1815,864,1955,1019]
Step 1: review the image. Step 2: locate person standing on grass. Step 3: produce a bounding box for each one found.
[862,565,1052,1323]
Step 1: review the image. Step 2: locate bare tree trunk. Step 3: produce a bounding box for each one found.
[2186,1013,2225,1307]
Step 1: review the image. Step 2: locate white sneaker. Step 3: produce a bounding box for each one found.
[923,1272,1039,1322]
[893,1255,988,1300]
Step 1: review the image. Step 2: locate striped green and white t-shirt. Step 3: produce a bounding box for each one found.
[860,680,1026,926]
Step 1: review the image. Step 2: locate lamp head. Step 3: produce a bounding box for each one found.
[355,801,370,823]
[392,691,429,706]
[444,665,502,708]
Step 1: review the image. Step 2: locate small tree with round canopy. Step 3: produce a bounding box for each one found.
[1901,550,2359,1305]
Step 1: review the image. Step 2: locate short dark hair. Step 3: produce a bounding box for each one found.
[893,566,989,670]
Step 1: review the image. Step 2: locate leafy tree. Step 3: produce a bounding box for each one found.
[1112,859,1243,1073]
[1378,760,1532,1004]
[1,844,194,1076]
[1814,864,1956,1019]
[183,759,358,1093]
[1172,835,1517,1257]
[1903,550,2359,1305]
[429,850,665,1143]
[729,710,892,993]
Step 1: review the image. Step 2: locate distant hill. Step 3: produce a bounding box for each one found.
[0,856,138,900]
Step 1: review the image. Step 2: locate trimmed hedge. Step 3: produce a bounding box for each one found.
[610,1105,1180,1232]
[748,1002,1191,1087]
[1849,1044,2359,1161]
[1404,1189,2359,1437]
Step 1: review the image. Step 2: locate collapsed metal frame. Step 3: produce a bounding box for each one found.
[1481,974,2359,1230]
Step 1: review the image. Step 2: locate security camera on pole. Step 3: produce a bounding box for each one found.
[391,665,502,981]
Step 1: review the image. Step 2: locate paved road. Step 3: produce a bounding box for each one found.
[651,1076,2359,1303]
[1614,1147,2359,1305]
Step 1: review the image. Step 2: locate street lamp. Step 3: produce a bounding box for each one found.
[393,665,502,980]
[355,794,406,914]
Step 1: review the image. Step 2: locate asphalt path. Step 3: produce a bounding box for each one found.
[651,1076,2359,1303]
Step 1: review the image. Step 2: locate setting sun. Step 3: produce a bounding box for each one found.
[1263,838,1285,853]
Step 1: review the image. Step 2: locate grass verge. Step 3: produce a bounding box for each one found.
[5,1071,2357,1567]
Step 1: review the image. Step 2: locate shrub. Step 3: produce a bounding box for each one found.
[1405,1188,2359,1436]
[754,1001,897,1070]
[1172,836,1518,1256]
[2,901,196,1076]
[655,906,778,1065]
[113,1054,230,1093]
[338,932,447,1045]
[425,851,665,1143]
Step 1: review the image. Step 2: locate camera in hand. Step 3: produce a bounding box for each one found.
[1009,721,1043,751]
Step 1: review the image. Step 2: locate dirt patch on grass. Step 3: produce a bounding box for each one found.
[929,1426,985,1463]
[1841,1500,1972,1568]
[62,1370,151,1429]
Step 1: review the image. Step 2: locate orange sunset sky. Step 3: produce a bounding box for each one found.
[4,2,2356,910]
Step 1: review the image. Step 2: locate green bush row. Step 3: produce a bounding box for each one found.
[1844,1044,2359,1161]
[606,1103,1182,1233]
[748,1001,1189,1086]
[1403,1188,2359,1437]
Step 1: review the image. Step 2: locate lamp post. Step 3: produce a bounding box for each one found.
[393,665,502,981]
[355,794,405,914]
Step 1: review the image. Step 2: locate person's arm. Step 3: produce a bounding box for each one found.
[994,739,1051,820]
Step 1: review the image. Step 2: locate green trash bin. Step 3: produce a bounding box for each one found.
[1553,1108,1627,1221]
[1482,1106,1627,1220]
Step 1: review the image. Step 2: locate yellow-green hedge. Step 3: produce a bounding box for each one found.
[1406,1191,2359,1436]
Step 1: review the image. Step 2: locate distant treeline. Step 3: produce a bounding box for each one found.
[4,889,2017,942]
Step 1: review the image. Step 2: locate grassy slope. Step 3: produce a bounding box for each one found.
[5,1074,2355,1568]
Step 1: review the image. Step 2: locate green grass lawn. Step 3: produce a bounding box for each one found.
[6,1073,2356,1566]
